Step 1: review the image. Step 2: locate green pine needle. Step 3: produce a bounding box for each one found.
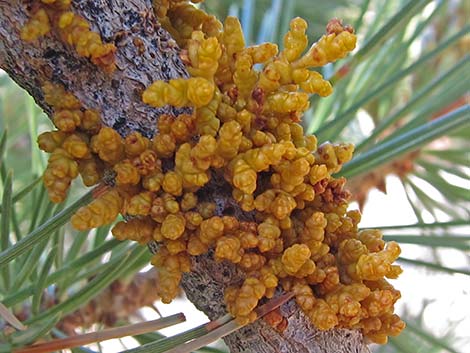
[338,105,470,178]
[0,188,96,268]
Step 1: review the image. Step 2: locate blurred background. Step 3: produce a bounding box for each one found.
[0,0,469,352]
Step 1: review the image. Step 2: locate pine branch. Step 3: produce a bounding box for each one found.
[0,1,368,352]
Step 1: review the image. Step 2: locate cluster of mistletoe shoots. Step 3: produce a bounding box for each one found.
[22,0,405,344]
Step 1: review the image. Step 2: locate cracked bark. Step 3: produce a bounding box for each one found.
[0,1,369,352]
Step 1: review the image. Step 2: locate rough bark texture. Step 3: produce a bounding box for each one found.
[0,1,369,352]
[0,0,189,138]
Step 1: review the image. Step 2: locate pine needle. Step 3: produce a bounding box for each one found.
[13,314,186,353]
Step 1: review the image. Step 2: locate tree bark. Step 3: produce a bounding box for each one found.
[0,1,369,352]
[0,0,189,137]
